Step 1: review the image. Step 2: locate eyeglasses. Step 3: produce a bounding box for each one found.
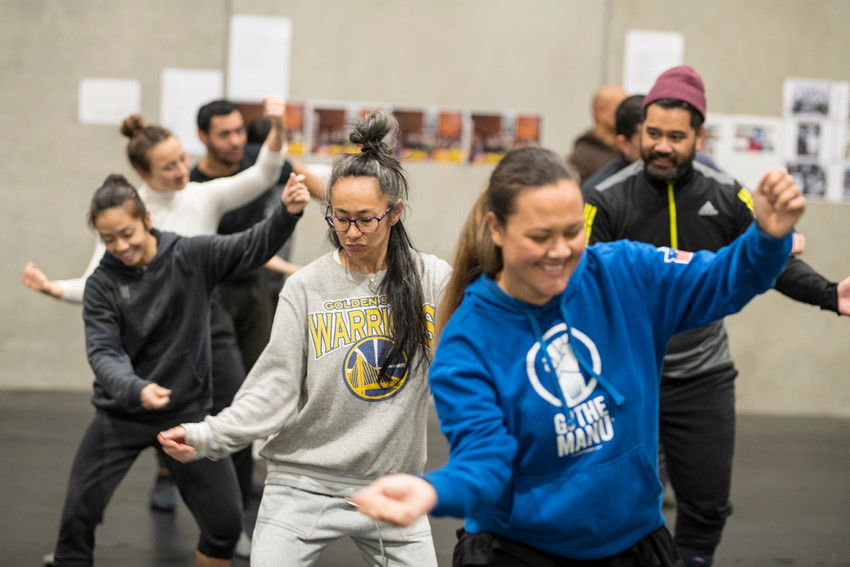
[325,205,393,233]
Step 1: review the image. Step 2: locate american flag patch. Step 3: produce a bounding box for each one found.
[658,246,694,265]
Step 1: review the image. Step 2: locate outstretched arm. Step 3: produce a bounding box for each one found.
[774,257,847,315]
[22,263,64,298]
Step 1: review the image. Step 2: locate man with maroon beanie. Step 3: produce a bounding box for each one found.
[584,65,849,566]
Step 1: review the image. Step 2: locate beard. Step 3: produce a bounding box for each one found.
[642,143,697,182]
[211,145,244,167]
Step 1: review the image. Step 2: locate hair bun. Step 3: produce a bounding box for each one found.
[120,114,146,139]
[349,111,396,153]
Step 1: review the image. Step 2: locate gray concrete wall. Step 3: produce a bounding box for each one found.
[1,0,848,416]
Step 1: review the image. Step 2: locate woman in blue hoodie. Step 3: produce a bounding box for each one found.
[352,147,804,566]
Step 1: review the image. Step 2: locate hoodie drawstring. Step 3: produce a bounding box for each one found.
[519,299,625,425]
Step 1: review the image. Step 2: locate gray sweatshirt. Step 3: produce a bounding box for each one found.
[184,249,452,494]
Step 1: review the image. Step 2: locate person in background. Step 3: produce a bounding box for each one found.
[580,94,645,195]
[583,65,850,567]
[351,145,804,566]
[47,172,309,567]
[159,111,450,567]
[566,84,627,184]
[191,99,326,371]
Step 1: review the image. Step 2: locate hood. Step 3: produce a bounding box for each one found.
[100,229,179,275]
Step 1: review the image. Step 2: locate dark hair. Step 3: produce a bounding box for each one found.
[87,174,147,228]
[197,99,240,132]
[327,111,427,387]
[437,147,576,335]
[247,117,271,145]
[642,97,704,130]
[616,95,646,138]
[120,114,173,174]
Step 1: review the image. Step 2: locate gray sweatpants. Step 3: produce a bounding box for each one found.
[250,483,438,567]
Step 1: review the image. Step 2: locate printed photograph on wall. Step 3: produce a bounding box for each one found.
[468,111,542,164]
[513,114,542,150]
[787,162,827,198]
[393,108,432,161]
[433,110,466,163]
[311,104,358,156]
[795,122,822,158]
[786,79,831,117]
[469,112,511,164]
[734,123,776,153]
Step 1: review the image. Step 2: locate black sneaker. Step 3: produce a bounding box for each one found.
[149,473,177,512]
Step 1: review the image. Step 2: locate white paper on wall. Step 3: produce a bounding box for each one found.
[78,78,141,125]
[703,113,785,191]
[159,68,223,157]
[227,14,292,102]
[622,30,684,94]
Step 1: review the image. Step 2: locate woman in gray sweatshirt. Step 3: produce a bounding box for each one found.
[160,111,451,567]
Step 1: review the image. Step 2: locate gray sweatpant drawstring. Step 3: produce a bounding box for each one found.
[345,497,388,567]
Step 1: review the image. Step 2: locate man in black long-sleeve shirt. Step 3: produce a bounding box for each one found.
[584,65,848,567]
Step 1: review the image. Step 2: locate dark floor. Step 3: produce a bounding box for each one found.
[0,391,848,566]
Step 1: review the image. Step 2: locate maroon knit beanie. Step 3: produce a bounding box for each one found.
[643,65,706,120]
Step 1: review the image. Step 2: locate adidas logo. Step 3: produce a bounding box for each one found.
[698,201,719,216]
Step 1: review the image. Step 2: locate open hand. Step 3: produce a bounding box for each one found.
[22,262,63,298]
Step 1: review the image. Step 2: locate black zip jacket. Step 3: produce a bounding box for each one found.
[82,203,301,421]
[584,160,838,378]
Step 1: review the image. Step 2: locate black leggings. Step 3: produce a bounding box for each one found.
[453,526,683,567]
[53,411,242,566]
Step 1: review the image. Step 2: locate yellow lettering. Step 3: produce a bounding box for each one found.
[365,308,383,337]
[333,312,351,348]
[348,310,366,342]
[308,313,333,358]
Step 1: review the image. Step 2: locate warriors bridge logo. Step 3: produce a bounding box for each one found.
[526,323,615,457]
[343,336,408,401]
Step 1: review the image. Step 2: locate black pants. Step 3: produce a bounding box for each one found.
[210,293,254,508]
[53,411,242,566]
[453,526,683,567]
[659,366,737,557]
[218,269,274,374]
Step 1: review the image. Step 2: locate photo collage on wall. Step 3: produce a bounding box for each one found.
[697,79,850,204]
[235,101,542,165]
[783,78,850,202]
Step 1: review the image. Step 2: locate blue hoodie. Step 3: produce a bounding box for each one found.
[424,222,791,559]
